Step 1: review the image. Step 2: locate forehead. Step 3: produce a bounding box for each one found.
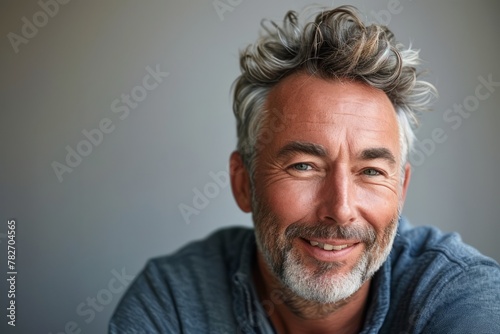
[263,73,400,155]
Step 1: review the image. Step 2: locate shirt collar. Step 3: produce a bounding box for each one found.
[360,216,409,332]
[231,231,276,333]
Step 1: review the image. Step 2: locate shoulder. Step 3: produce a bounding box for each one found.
[109,226,255,333]
[141,226,254,287]
[392,218,499,279]
[386,218,500,333]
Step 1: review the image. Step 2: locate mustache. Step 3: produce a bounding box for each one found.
[284,222,376,244]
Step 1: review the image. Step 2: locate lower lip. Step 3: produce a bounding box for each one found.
[299,238,360,262]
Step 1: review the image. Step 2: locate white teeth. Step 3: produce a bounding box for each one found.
[323,244,334,251]
[309,240,350,251]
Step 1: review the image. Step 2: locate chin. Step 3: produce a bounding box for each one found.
[281,249,371,304]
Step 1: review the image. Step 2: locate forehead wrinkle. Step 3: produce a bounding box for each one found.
[295,120,394,134]
[288,109,395,124]
[265,75,402,165]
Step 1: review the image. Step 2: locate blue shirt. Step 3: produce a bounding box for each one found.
[109,218,500,333]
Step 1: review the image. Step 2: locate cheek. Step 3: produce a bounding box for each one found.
[356,185,400,232]
[259,180,318,225]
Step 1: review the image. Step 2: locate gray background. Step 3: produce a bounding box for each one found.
[1,0,499,333]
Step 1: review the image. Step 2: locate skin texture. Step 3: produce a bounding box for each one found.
[230,72,411,334]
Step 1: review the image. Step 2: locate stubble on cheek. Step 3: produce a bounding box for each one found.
[252,195,292,279]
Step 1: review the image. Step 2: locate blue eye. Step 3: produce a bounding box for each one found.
[293,163,312,171]
[363,168,381,176]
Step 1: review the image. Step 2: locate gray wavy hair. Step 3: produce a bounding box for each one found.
[232,5,436,176]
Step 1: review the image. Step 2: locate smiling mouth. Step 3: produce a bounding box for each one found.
[308,240,355,251]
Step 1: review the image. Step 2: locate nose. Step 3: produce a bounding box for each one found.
[315,165,357,225]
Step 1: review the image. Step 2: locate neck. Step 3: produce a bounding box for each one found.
[253,252,370,334]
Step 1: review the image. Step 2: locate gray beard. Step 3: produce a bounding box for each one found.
[253,200,399,305]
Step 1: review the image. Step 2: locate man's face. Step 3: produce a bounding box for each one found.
[249,73,409,303]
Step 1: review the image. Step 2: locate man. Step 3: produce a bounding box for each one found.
[110,6,500,333]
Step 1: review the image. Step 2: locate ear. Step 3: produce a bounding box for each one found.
[400,163,411,204]
[230,151,252,213]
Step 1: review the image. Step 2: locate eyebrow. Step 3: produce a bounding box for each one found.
[277,141,396,164]
[277,141,328,159]
[359,147,397,165]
